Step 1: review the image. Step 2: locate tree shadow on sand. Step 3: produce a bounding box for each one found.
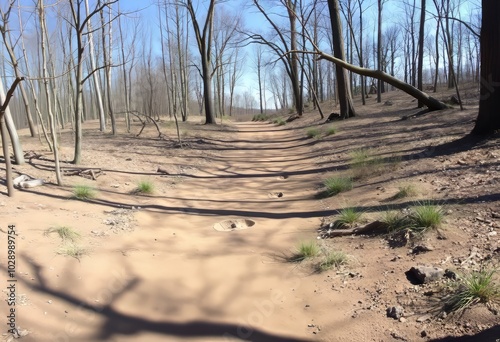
[4,259,312,342]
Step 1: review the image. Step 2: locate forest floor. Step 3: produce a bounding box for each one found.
[1,84,500,342]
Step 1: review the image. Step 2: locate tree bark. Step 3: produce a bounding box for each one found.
[472,0,500,135]
[417,0,426,108]
[39,0,62,184]
[85,0,106,132]
[327,0,356,119]
[185,0,217,124]
[0,77,24,196]
[377,0,383,103]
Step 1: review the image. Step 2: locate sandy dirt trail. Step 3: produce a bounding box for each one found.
[1,121,372,342]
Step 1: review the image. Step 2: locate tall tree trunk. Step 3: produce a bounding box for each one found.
[19,5,52,149]
[0,78,24,196]
[185,0,216,124]
[287,0,302,115]
[357,0,366,105]
[327,0,356,119]
[445,0,454,89]
[472,0,500,135]
[376,0,383,102]
[101,4,115,134]
[39,0,61,183]
[85,0,106,131]
[176,4,189,122]
[417,0,426,108]
[117,4,130,132]
[433,17,441,92]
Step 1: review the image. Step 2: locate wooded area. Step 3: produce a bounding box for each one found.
[0,0,495,191]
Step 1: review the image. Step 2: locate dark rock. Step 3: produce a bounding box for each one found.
[411,244,434,254]
[325,112,341,122]
[386,306,404,319]
[384,100,394,106]
[444,269,458,280]
[449,95,461,105]
[286,114,301,122]
[408,266,444,284]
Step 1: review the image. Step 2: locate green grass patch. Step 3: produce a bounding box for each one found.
[289,240,320,262]
[72,185,96,200]
[325,126,336,136]
[381,210,414,232]
[349,149,400,180]
[392,184,417,200]
[57,243,88,260]
[320,176,353,197]
[350,148,371,167]
[44,226,81,242]
[410,202,445,231]
[337,207,364,226]
[306,128,321,139]
[252,114,269,122]
[442,268,500,315]
[271,118,286,126]
[276,118,286,126]
[381,202,445,235]
[136,179,155,194]
[317,250,348,272]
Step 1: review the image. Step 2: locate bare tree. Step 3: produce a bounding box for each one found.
[38,0,61,184]
[100,1,116,134]
[327,0,356,118]
[68,0,118,164]
[228,49,243,116]
[417,0,426,107]
[17,4,52,149]
[85,0,106,131]
[376,0,387,102]
[254,45,265,114]
[182,0,217,124]
[249,0,303,116]
[0,2,35,137]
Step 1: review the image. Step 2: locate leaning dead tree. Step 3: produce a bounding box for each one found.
[308,50,450,111]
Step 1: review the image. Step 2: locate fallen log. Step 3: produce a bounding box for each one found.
[13,174,44,189]
[63,168,102,180]
[320,220,389,238]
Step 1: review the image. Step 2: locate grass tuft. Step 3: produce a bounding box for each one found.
[317,250,348,272]
[306,128,321,139]
[442,268,500,314]
[289,240,320,262]
[392,184,417,199]
[410,202,445,231]
[57,243,88,260]
[272,118,286,126]
[349,149,400,180]
[325,126,336,136]
[337,207,364,226]
[381,210,414,232]
[72,185,96,200]
[321,176,353,197]
[44,226,81,242]
[252,114,269,122]
[136,179,155,194]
